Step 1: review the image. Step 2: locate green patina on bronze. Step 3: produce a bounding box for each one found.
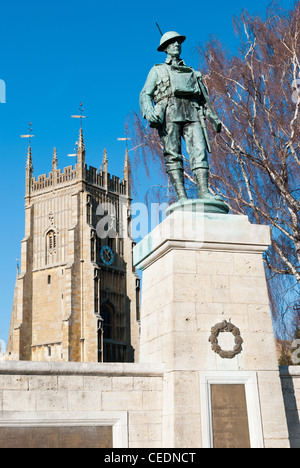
[140,31,229,215]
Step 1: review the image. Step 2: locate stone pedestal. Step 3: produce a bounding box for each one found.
[133,211,290,448]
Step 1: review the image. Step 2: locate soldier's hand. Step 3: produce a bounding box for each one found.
[145,108,161,124]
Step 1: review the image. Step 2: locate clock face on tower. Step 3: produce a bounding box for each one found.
[100,246,114,266]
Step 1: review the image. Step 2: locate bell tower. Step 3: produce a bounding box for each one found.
[7,125,140,363]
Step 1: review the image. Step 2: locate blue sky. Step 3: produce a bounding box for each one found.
[0,0,296,343]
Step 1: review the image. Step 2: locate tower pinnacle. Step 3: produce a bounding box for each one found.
[102,148,108,170]
[124,149,131,198]
[77,127,85,155]
[21,122,34,171]
[21,122,34,199]
[26,145,33,171]
[52,147,58,171]
[124,149,130,178]
[72,103,86,168]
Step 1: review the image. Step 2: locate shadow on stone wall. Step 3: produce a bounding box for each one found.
[280,366,300,448]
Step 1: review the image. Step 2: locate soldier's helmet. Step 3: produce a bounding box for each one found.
[157,31,186,52]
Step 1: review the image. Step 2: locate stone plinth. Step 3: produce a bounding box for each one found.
[133,211,290,448]
[133,211,276,370]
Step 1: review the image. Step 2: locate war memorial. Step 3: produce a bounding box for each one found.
[0,31,299,449]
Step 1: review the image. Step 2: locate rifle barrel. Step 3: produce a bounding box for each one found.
[156,22,163,36]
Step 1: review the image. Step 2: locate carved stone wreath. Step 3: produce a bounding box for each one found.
[209,320,243,359]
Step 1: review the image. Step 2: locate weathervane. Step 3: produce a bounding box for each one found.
[69,102,87,160]
[71,102,87,129]
[21,122,35,146]
[117,124,131,151]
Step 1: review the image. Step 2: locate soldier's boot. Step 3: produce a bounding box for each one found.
[168,170,188,202]
[193,168,216,200]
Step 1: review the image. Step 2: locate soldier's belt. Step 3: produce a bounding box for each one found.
[154,93,201,104]
[153,94,173,104]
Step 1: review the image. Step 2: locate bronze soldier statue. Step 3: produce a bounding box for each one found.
[140,31,224,206]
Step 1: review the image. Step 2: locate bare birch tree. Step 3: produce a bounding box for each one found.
[130,1,300,336]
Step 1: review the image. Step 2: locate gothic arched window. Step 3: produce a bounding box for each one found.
[101,303,114,341]
[90,230,96,262]
[99,301,127,363]
[46,230,57,265]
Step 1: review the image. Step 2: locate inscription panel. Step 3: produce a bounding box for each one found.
[0,426,113,448]
[211,384,251,448]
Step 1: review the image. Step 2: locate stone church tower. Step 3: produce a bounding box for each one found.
[7,128,140,363]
